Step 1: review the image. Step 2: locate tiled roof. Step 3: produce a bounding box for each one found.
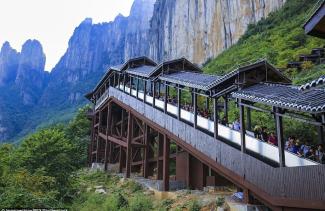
[126,65,157,78]
[232,83,325,113]
[299,76,325,91]
[159,71,221,90]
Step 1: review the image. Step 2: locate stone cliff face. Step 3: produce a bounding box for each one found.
[40,16,128,106]
[0,40,48,141]
[15,40,48,105]
[149,0,285,64]
[0,42,20,86]
[124,0,156,60]
[1,0,286,142]
[40,0,156,106]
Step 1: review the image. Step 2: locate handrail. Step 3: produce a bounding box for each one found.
[115,85,318,167]
[95,89,109,110]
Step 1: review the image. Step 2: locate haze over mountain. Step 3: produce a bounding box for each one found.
[0,0,285,142]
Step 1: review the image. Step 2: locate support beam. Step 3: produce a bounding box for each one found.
[205,97,209,110]
[318,126,324,145]
[193,90,198,128]
[153,81,156,107]
[126,112,133,178]
[246,107,252,131]
[143,80,147,103]
[275,107,285,167]
[239,100,246,153]
[164,83,168,113]
[177,85,181,120]
[213,98,219,139]
[129,76,132,95]
[96,110,102,162]
[224,95,228,120]
[104,139,109,170]
[157,134,164,180]
[108,141,113,163]
[136,78,139,98]
[318,114,325,145]
[163,134,170,191]
[119,147,125,173]
[121,109,125,138]
[143,124,149,178]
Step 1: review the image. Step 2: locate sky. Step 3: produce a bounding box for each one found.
[0,0,134,71]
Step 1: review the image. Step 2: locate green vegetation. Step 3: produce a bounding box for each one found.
[204,0,325,79]
[204,0,325,142]
[0,106,91,208]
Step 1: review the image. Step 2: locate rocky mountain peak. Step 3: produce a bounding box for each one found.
[14,39,47,105]
[17,39,46,74]
[0,41,20,86]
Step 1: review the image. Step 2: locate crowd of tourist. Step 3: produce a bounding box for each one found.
[128,86,325,164]
[252,125,325,164]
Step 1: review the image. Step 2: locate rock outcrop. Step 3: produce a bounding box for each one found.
[149,0,285,64]
[0,0,286,142]
[124,0,156,60]
[15,39,48,105]
[0,42,19,86]
[0,40,48,141]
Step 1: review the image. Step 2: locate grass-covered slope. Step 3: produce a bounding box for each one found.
[204,0,325,84]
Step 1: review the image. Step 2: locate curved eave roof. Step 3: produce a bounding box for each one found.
[232,83,325,113]
[299,75,325,91]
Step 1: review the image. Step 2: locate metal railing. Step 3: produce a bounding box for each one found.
[95,89,109,110]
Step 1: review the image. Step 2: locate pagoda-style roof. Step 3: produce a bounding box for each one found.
[159,71,220,90]
[232,83,325,113]
[303,1,325,38]
[299,75,325,91]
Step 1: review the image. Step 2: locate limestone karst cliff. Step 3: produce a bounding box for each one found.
[0,40,48,141]
[0,0,286,142]
[15,40,48,105]
[149,0,285,64]
[0,42,19,86]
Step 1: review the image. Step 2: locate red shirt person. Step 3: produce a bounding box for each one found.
[268,132,277,146]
